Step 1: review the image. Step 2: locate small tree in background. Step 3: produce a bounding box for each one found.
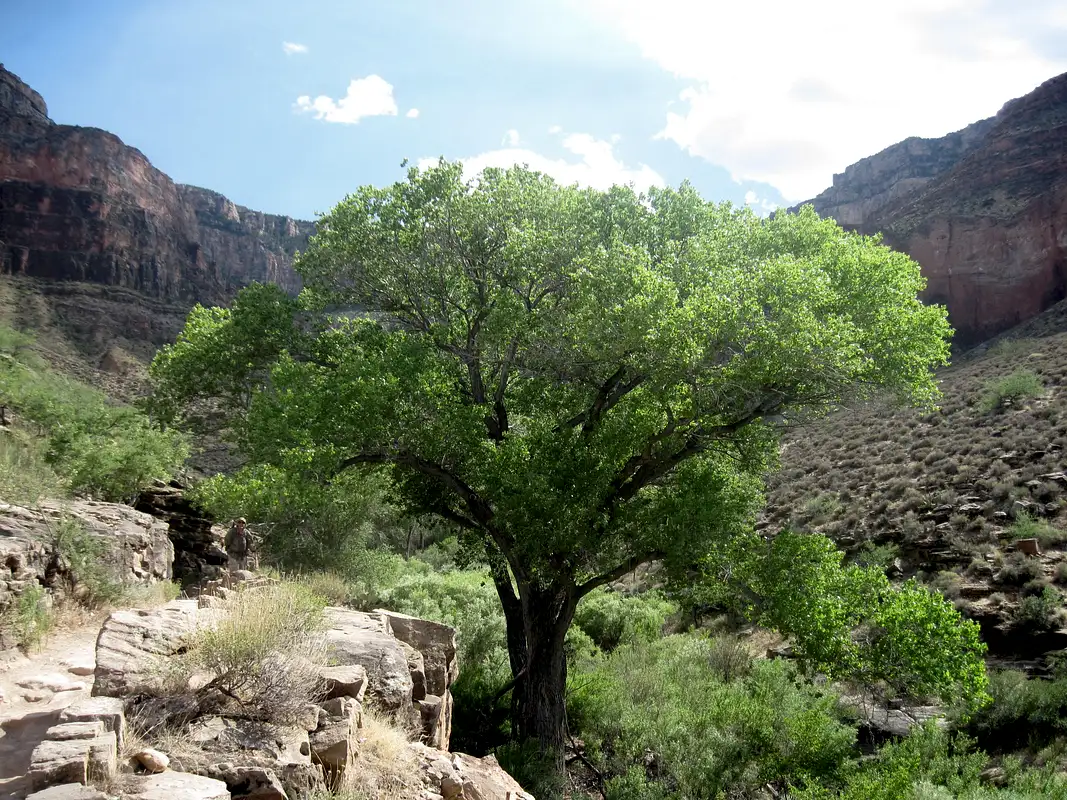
[151,161,966,769]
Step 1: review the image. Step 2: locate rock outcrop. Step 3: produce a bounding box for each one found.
[797,71,1067,346]
[134,482,227,586]
[0,500,173,649]
[0,64,313,359]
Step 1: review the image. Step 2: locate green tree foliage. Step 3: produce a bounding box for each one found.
[190,464,398,576]
[0,324,187,502]
[150,161,953,762]
[703,531,989,710]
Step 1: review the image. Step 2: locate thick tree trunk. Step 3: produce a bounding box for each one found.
[511,585,577,771]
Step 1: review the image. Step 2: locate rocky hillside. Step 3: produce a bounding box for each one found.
[797,72,1067,346]
[762,300,1067,668]
[0,64,314,366]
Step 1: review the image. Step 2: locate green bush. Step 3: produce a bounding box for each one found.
[573,590,675,652]
[1,583,53,651]
[0,429,66,505]
[967,669,1067,752]
[794,723,1067,799]
[1016,586,1061,630]
[0,324,187,502]
[980,370,1044,412]
[53,514,125,607]
[567,634,856,798]
[1009,513,1066,549]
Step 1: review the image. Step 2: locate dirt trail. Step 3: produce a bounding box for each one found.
[0,623,102,799]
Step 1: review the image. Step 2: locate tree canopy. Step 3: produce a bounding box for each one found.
[150,161,963,756]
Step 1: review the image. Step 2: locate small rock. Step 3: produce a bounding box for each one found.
[134,748,171,773]
[16,673,86,693]
[957,503,983,515]
[26,785,108,800]
[62,655,96,676]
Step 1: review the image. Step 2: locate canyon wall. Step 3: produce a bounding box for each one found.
[798,72,1067,346]
[0,63,312,359]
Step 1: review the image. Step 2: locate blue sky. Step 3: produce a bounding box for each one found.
[3,0,1066,222]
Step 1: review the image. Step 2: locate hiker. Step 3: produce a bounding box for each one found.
[225,517,250,571]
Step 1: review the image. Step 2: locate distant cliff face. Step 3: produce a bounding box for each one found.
[798,72,1067,346]
[0,64,311,316]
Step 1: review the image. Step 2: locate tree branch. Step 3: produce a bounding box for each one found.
[558,366,644,434]
[576,550,666,597]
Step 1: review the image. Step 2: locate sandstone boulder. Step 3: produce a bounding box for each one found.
[121,771,231,800]
[25,785,109,800]
[93,599,215,696]
[58,696,126,750]
[324,608,415,716]
[415,744,534,800]
[133,747,171,773]
[377,609,460,697]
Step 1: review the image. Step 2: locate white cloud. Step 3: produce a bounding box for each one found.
[503,129,521,146]
[418,132,664,192]
[548,124,563,134]
[295,75,398,124]
[588,0,1067,200]
[282,41,308,55]
[406,108,420,118]
[743,189,779,216]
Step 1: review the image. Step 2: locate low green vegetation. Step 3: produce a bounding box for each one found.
[1,583,53,651]
[980,370,1045,412]
[0,323,188,503]
[1008,512,1067,548]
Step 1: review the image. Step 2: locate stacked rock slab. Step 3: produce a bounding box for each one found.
[26,698,126,792]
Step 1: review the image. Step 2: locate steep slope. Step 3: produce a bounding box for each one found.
[762,305,1067,665]
[0,63,314,366]
[798,72,1067,346]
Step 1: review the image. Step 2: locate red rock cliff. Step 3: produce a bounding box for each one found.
[798,72,1067,346]
[0,64,311,309]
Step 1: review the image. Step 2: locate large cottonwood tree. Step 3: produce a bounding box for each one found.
[151,162,957,762]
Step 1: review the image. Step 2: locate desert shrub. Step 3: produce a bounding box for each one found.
[1016,586,1061,631]
[295,571,352,607]
[568,634,856,798]
[706,634,753,682]
[149,583,328,728]
[1055,563,1067,584]
[0,583,54,650]
[996,552,1045,586]
[338,706,420,799]
[0,429,66,505]
[930,571,964,600]
[1009,513,1067,549]
[573,590,675,652]
[849,546,900,576]
[980,370,1044,412]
